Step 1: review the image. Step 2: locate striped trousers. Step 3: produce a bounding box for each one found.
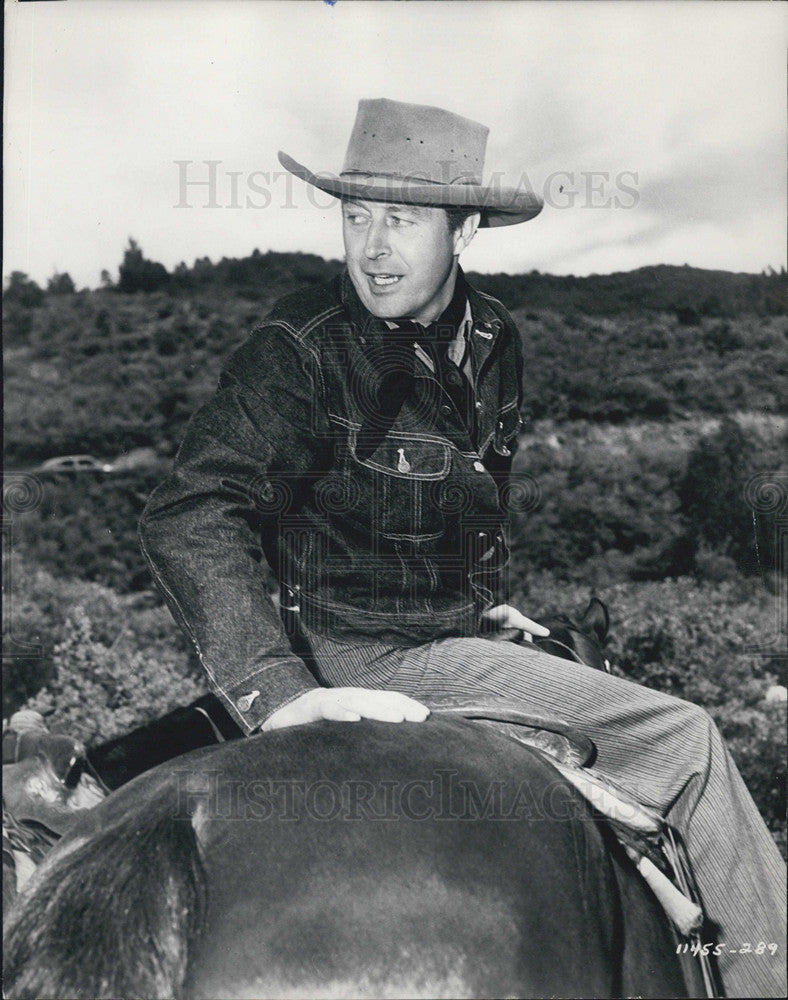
[302,627,787,998]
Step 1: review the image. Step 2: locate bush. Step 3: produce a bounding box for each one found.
[703,322,744,354]
[3,272,46,344]
[3,271,45,309]
[608,577,786,853]
[2,559,198,719]
[675,305,700,326]
[509,431,687,580]
[26,606,205,744]
[46,272,76,296]
[12,471,164,593]
[515,309,787,422]
[678,418,786,576]
[614,376,672,419]
[503,417,784,586]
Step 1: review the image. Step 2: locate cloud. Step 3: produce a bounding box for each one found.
[4,0,785,286]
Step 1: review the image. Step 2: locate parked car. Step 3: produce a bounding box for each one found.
[38,455,114,473]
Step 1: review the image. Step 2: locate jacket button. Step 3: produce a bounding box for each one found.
[440,404,452,416]
[475,400,483,410]
[473,460,485,472]
[237,690,260,713]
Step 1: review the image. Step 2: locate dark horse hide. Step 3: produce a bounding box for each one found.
[4,714,703,999]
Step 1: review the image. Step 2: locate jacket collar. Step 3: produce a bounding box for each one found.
[340,266,505,380]
[461,273,505,377]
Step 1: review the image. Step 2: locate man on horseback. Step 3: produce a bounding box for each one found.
[139,99,785,997]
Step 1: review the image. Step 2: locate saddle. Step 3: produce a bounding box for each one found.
[2,713,105,900]
[430,697,703,938]
[427,695,595,767]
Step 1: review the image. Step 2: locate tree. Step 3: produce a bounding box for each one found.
[4,271,45,308]
[678,419,763,575]
[118,239,170,293]
[47,272,76,295]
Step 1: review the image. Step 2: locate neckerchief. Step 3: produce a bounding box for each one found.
[355,274,469,460]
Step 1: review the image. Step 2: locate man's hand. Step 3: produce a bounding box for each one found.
[480,604,550,643]
[261,687,430,732]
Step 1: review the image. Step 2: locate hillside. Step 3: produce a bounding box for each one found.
[4,245,785,596]
[148,254,788,316]
[4,247,786,466]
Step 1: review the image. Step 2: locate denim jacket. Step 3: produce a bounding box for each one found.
[139,270,524,733]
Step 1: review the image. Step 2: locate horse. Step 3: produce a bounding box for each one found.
[2,600,708,998]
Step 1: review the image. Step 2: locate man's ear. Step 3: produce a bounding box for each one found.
[453,212,481,255]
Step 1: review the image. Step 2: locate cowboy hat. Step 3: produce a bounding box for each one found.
[278,98,542,227]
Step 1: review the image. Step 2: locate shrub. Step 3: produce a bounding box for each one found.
[703,322,744,354]
[611,376,672,419]
[675,305,700,326]
[2,559,198,718]
[117,239,170,294]
[4,271,45,309]
[678,418,786,575]
[12,471,163,592]
[3,272,45,343]
[26,606,205,744]
[509,432,686,580]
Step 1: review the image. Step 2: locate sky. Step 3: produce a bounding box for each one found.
[4,0,786,288]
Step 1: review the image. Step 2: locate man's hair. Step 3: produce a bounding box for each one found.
[444,206,480,233]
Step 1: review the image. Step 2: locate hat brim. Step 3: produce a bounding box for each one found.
[278,151,542,227]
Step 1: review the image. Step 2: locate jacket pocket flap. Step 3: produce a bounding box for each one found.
[349,430,451,480]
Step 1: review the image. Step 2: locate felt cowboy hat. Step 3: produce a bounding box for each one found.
[278,98,543,227]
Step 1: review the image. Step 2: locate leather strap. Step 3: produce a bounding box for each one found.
[428,696,596,767]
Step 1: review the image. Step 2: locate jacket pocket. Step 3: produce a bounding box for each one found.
[347,429,451,537]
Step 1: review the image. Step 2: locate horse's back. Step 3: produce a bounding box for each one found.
[178,717,681,999]
[4,716,693,999]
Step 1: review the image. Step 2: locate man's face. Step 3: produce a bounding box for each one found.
[342,199,470,324]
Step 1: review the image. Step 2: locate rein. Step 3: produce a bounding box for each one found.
[535,635,588,666]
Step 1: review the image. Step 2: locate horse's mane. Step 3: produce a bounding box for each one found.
[4,783,206,1000]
